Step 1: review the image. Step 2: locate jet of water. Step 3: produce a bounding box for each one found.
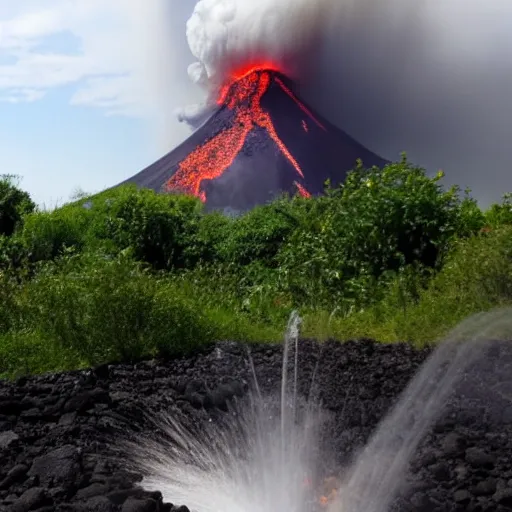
[329,307,512,512]
[280,310,302,446]
[136,310,324,512]
[133,307,512,512]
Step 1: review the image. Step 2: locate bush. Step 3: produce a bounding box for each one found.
[0,235,29,272]
[0,175,35,237]
[0,248,286,378]
[21,204,91,262]
[0,268,20,334]
[16,251,218,362]
[218,197,308,268]
[485,193,512,228]
[276,156,484,309]
[89,186,205,269]
[19,185,220,269]
[0,329,78,379]
[319,226,512,343]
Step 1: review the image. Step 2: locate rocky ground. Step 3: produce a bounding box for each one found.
[1,338,512,512]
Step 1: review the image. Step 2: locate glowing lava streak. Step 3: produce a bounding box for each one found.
[294,181,311,198]
[164,69,312,202]
[274,77,326,131]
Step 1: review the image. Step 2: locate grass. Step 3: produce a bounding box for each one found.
[305,227,512,344]
[0,251,283,379]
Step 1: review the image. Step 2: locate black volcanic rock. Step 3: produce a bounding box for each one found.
[119,69,388,212]
[1,339,512,511]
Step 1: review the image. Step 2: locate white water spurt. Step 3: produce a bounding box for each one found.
[133,307,512,512]
[136,310,324,512]
[329,308,512,512]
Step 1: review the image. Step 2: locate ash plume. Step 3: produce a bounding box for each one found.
[161,0,512,205]
[184,0,335,93]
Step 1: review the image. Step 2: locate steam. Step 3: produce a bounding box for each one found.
[161,0,512,204]
[185,0,335,87]
[175,0,337,129]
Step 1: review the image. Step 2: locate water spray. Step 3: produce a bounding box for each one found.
[132,307,512,512]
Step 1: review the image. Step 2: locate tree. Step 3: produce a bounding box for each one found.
[0,175,36,236]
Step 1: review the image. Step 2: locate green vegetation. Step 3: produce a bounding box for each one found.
[1,156,511,378]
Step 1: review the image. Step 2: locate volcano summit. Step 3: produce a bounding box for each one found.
[121,68,388,211]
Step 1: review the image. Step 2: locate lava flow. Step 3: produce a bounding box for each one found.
[164,68,318,202]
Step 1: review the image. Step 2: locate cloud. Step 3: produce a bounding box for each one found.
[0,2,174,118]
[0,87,45,103]
[0,0,205,151]
[0,3,109,98]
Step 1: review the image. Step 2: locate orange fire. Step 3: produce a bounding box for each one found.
[164,65,315,202]
[318,476,340,507]
[303,475,340,508]
[319,490,338,507]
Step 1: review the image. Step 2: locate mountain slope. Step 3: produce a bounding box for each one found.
[120,69,388,211]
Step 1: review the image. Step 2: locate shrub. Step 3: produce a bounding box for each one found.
[277,156,484,309]
[0,329,79,379]
[0,235,29,272]
[320,226,512,343]
[13,250,230,365]
[485,193,512,228]
[218,196,308,268]
[186,209,231,265]
[19,185,218,269]
[21,204,91,262]
[88,186,205,269]
[0,175,35,237]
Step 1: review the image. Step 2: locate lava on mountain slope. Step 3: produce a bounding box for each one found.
[118,67,388,212]
[163,68,320,202]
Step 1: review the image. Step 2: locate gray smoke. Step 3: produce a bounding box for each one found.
[161,0,512,205]
[302,0,512,206]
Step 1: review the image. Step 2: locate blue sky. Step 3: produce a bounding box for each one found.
[0,1,198,207]
[0,84,151,207]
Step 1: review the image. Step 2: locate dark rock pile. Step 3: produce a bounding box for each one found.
[1,338,512,512]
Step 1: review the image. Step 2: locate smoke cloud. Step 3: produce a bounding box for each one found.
[184,0,335,87]
[160,0,512,205]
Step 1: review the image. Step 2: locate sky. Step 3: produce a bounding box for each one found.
[1,0,512,208]
[0,1,199,207]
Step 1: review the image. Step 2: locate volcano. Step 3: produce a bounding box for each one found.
[120,68,388,211]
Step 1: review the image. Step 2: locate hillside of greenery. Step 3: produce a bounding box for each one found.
[1,156,512,379]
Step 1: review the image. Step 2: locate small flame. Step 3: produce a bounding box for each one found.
[319,489,338,507]
[318,476,340,507]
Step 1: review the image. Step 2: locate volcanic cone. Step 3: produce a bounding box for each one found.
[120,68,388,211]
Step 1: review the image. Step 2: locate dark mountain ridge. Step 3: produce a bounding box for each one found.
[119,69,388,211]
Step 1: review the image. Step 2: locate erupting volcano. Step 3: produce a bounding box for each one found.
[120,67,388,211]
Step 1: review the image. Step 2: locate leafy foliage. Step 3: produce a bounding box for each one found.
[21,204,91,262]
[1,156,512,378]
[88,186,206,269]
[485,193,512,228]
[0,175,35,237]
[276,156,484,308]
